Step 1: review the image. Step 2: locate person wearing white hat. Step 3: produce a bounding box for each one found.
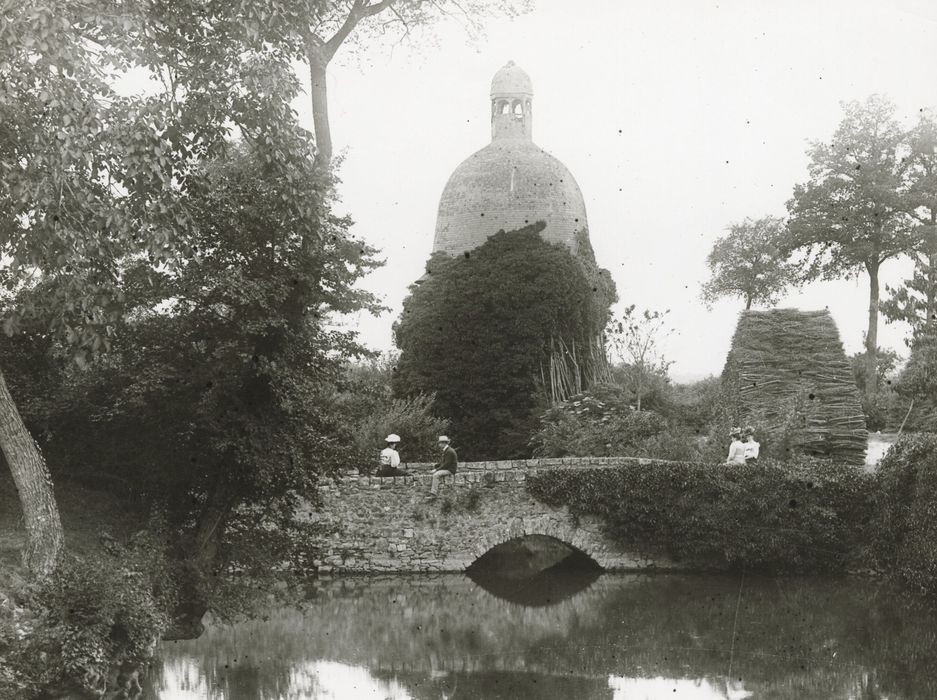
[377,434,410,477]
[742,426,760,464]
[726,427,746,465]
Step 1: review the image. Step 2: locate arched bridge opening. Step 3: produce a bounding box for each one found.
[467,534,602,578]
[466,534,602,606]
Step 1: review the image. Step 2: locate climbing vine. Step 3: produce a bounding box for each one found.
[526,459,875,573]
[393,224,616,459]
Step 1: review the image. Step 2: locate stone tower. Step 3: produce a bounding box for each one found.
[432,61,590,257]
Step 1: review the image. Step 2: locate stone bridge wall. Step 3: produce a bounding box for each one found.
[300,458,677,573]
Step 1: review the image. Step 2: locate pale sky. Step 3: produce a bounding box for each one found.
[295,0,937,381]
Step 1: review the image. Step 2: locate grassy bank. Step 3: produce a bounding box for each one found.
[1,472,158,698]
[0,471,144,585]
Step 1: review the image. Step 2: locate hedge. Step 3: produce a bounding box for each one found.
[871,433,937,597]
[526,458,876,573]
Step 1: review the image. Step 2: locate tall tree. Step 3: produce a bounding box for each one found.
[300,0,530,165]
[882,110,937,337]
[700,216,799,310]
[32,145,380,633]
[0,0,318,576]
[784,96,917,397]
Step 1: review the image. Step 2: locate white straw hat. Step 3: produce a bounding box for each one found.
[385,434,401,443]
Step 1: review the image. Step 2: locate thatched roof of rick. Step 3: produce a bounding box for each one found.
[721,309,868,465]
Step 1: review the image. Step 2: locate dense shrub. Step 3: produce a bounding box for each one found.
[659,375,722,436]
[527,458,874,573]
[332,357,450,465]
[529,384,701,461]
[894,331,937,431]
[5,529,176,697]
[393,225,616,460]
[351,394,450,465]
[872,433,937,596]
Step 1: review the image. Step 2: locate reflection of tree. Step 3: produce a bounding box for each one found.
[151,574,937,700]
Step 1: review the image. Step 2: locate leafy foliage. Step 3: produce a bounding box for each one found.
[871,433,937,596]
[849,348,908,431]
[529,384,701,462]
[527,459,875,573]
[784,96,918,394]
[606,306,672,411]
[6,527,176,698]
[0,0,316,354]
[300,0,531,162]
[882,110,937,336]
[393,225,615,460]
[785,96,915,286]
[13,144,383,635]
[0,0,334,577]
[894,330,937,430]
[333,356,450,465]
[700,216,800,310]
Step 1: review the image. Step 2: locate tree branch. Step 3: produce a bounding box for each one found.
[321,0,396,61]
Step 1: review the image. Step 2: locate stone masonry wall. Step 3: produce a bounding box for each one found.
[299,458,678,574]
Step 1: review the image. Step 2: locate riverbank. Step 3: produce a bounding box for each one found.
[1,473,148,697]
[0,472,144,585]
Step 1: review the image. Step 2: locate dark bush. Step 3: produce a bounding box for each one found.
[527,458,874,573]
[529,384,702,461]
[6,527,176,698]
[393,225,616,460]
[872,433,937,596]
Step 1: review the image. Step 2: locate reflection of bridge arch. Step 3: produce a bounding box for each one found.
[300,460,679,573]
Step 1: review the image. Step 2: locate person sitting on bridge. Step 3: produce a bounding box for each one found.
[430,435,458,493]
[742,426,760,464]
[726,427,746,465]
[376,434,410,477]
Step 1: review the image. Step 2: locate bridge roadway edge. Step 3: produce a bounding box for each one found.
[298,458,679,574]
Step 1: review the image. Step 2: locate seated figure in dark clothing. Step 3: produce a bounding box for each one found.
[430,435,457,493]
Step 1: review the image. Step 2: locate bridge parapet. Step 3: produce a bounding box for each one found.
[390,455,663,474]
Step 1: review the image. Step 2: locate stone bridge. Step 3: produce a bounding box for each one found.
[300,458,677,573]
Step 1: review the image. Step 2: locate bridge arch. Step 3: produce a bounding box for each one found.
[466,518,604,571]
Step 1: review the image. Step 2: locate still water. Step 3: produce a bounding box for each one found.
[150,572,937,699]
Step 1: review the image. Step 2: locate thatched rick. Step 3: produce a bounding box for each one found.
[721,309,868,465]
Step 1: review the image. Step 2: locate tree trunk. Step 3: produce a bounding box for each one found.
[307,49,332,167]
[0,366,63,577]
[745,295,752,311]
[865,261,881,398]
[166,483,235,640]
[927,212,937,331]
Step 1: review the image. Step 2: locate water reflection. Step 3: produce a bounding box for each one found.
[150,573,937,699]
[159,659,413,699]
[608,676,752,699]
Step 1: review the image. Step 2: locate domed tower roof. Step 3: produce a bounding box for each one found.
[490,60,532,98]
[432,62,589,257]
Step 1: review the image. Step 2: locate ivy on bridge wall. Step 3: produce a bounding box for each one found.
[526,458,876,574]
